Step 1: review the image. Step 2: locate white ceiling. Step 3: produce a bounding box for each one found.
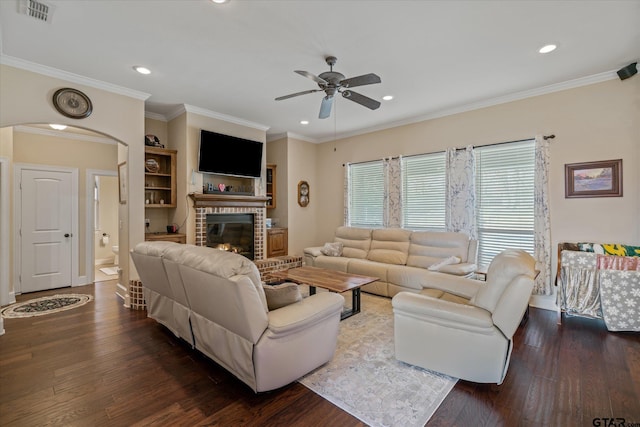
[1,0,639,142]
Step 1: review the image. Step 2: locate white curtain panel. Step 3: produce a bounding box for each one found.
[445,146,478,240]
[385,157,402,228]
[533,135,552,295]
[344,162,350,226]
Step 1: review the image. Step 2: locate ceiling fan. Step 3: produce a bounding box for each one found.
[275,56,382,119]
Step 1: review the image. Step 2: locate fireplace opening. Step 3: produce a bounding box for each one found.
[206,213,254,260]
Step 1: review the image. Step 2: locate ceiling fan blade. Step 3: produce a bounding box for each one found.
[295,70,328,85]
[342,90,381,110]
[319,95,334,119]
[340,73,381,88]
[275,89,321,101]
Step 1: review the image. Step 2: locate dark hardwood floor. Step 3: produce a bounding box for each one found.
[1,280,639,426]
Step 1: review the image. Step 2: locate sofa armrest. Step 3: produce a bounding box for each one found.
[420,272,482,299]
[267,292,343,337]
[392,292,494,333]
[437,262,477,277]
[304,246,324,257]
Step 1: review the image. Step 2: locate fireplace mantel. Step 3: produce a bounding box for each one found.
[189,193,270,208]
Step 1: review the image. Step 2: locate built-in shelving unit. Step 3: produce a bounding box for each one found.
[144,146,177,208]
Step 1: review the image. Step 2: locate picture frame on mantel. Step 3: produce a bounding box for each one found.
[565,159,622,198]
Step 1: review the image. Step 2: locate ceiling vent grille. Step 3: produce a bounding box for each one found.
[19,0,55,23]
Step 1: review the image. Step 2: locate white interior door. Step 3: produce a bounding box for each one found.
[20,168,73,292]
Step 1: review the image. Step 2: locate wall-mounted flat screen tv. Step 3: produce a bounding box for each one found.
[198,129,263,178]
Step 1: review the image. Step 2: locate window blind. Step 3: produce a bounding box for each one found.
[402,152,446,231]
[348,161,384,227]
[475,140,535,267]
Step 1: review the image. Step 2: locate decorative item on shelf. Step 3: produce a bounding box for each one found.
[145,134,164,147]
[145,158,160,173]
[218,183,226,192]
[298,180,310,207]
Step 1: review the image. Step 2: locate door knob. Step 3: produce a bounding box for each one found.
[64,233,70,238]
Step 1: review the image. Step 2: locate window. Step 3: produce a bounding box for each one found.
[348,161,384,227]
[402,152,446,231]
[475,140,535,267]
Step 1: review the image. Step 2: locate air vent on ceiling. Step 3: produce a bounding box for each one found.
[19,0,55,23]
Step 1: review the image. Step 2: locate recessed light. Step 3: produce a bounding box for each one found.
[382,95,394,101]
[211,0,229,3]
[49,124,67,130]
[300,120,309,125]
[538,44,557,54]
[133,66,151,75]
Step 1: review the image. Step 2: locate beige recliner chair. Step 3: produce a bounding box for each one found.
[392,249,536,384]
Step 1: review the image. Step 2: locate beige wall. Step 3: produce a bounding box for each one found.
[0,64,146,306]
[13,131,118,275]
[266,137,288,227]
[95,175,119,262]
[309,78,639,276]
[286,137,319,256]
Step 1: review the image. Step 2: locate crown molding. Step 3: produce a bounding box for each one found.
[14,125,117,145]
[315,69,619,143]
[0,54,151,101]
[183,104,270,132]
[144,111,168,122]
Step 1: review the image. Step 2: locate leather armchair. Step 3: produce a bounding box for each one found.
[392,249,536,384]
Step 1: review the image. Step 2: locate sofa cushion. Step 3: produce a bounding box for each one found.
[320,242,344,257]
[315,255,351,272]
[263,282,303,311]
[407,231,471,268]
[348,259,388,282]
[367,228,411,265]
[334,226,372,259]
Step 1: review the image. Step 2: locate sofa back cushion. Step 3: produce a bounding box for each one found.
[166,245,268,311]
[471,249,535,313]
[367,228,411,265]
[334,226,372,259]
[407,231,471,268]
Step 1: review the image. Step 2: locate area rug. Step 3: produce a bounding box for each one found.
[1,294,93,319]
[299,292,457,427]
[99,267,119,276]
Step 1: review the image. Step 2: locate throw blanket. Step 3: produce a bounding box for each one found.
[578,243,640,257]
[558,244,640,332]
[596,255,640,271]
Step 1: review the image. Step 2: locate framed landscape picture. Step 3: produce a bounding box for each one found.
[565,159,622,198]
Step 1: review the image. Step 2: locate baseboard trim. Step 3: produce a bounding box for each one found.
[95,257,115,266]
[116,283,127,306]
[529,293,558,312]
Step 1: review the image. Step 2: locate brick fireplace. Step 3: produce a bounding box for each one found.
[191,193,269,260]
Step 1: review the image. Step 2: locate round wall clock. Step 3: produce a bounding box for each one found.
[52,88,93,119]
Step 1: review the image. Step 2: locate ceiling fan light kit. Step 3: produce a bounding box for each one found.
[276,56,382,119]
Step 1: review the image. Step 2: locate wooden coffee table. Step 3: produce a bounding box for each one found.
[270,266,378,320]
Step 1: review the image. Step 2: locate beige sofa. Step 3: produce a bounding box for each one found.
[392,249,536,384]
[304,226,478,297]
[131,241,344,392]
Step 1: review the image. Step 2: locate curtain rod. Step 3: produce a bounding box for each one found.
[342,134,555,167]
